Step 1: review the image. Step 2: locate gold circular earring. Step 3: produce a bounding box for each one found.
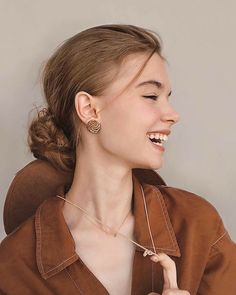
[86,119,101,134]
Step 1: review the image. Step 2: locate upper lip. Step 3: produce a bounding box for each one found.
[147,129,171,136]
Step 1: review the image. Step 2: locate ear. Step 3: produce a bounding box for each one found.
[74,91,100,123]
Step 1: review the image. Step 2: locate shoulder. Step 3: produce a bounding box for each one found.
[156,184,220,219]
[0,214,36,270]
[153,185,236,254]
[153,184,226,242]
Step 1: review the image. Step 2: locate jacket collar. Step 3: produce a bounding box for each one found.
[35,170,181,279]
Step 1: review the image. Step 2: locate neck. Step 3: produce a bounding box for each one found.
[62,151,134,233]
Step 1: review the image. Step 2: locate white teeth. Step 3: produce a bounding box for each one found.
[147,133,168,141]
[155,134,163,140]
[152,141,163,146]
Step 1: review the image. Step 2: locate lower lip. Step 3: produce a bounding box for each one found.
[149,139,165,152]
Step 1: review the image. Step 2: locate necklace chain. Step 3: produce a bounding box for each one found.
[59,194,132,237]
[55,184,157,257]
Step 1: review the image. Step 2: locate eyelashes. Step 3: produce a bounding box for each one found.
[143,95,159,101]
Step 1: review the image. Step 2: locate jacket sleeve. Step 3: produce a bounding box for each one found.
[197,217,236,295]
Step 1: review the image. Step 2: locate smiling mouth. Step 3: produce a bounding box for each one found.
[148,137,164,147]
[146,133,168,152]
[148,137,162,144]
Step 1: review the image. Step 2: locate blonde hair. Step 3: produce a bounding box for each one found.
[27,24,165,172]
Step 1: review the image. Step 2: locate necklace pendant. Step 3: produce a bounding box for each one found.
[102,226,116,236]
[143,249,154,257]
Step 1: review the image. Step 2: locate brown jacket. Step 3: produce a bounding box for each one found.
[0,171,236,294]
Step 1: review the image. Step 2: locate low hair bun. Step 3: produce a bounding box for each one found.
[27,107,75,172]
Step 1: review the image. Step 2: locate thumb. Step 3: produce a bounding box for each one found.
[150,253,178,290]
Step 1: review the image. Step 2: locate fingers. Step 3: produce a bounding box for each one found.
[163,291,190,295]
[150,253,191,294]
[150,253,178,290]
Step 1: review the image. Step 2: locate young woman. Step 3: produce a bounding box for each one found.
[0,24,235,295]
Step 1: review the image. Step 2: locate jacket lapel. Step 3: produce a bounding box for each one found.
[35,169,180,282]
[132,172,181,257]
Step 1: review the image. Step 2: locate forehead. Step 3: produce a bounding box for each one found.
[132,53,170,87]
[107,52,171,96]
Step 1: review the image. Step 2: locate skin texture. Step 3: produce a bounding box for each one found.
[150,253,190,294]
[62,52,184,294]
[63,52,180,229]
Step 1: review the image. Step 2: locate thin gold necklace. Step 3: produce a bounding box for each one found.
[56,183,158,294]
[60,194,132,237]
[56,184,157,256]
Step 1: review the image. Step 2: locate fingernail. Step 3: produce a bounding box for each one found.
[151,256,159,262]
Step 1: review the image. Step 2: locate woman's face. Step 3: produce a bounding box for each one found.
[81,52,180,170]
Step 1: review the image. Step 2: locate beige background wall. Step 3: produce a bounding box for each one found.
[1,0,235,241]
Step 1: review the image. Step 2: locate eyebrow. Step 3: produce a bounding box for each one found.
[136,80,172,96]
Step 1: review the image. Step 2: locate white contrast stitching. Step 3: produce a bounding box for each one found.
[44,253,78,275]
[65,268,83,294]
[35,204,44,274]
[211,231,227,247]
[36,201,78,277]
[152,185,177,249]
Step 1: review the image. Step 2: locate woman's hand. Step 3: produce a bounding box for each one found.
[149,253,190,295]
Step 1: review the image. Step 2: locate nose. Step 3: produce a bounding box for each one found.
[162,105,180,126]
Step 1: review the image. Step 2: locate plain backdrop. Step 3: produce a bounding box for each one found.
[0,0,235,241]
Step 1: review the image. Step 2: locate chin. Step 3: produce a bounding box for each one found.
[147,158,164,170]
[149,163,163,170]
[132,160,163,170]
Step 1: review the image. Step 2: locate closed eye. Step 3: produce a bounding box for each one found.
[143,95,159,101]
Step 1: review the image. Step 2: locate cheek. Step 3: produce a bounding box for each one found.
[106,100,161,136]
[134,102,162,133]
[102,102,160,152]
[142,105,161,127]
